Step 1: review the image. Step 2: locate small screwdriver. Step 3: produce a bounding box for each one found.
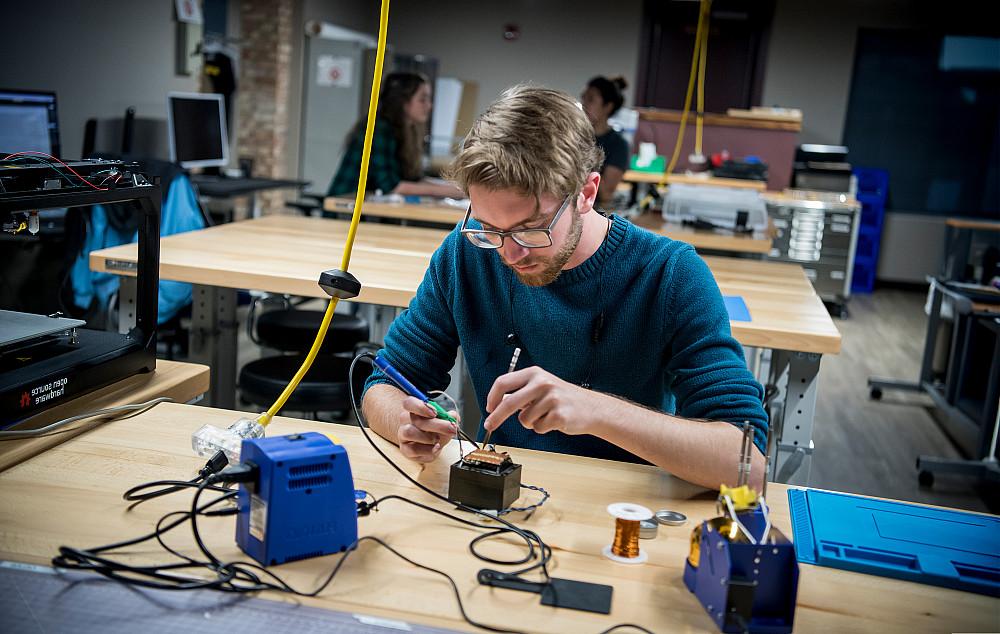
[482,347,521,449]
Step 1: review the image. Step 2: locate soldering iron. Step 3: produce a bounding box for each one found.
[372,354,456,423]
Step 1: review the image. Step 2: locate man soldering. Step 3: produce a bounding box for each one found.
[361,85,767,490]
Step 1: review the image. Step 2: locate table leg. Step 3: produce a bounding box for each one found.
[768,350,821,485]
[250,192,261,219]
[188,285,238,408]
[361,304,400,344]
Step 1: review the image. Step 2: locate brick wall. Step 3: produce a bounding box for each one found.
[238,0,294,214]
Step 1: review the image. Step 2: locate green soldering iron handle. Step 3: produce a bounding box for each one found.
[427,400,456,423]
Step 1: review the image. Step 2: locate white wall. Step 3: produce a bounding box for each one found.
[0,1,200,159]
[387,0,643,118]
[761,0,922,145]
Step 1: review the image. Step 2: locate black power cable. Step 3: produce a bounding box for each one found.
[122,451,229,510]
[347,352,552,579]
[52,352,657,632]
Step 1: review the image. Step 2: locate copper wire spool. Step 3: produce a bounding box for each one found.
[603,503,653,564]
[611,517,642,557]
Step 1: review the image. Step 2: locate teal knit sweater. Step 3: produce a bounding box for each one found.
[365,215,767,462]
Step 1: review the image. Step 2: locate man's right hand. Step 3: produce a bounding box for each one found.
[397,396,459,463]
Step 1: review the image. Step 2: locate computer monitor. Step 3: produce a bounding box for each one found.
[0,89,61,157]
[167,92,229,169]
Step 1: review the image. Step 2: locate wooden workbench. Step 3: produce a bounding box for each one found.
[327,195,776,257]
[88,217,839,486]
[89,216,837,354]
[2,403,994,632]
[0,360,209,473]
[324,196,465,226]
[622,171,767,190]
[631,213,773,256]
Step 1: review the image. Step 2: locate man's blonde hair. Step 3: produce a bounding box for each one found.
[447,85,604,199]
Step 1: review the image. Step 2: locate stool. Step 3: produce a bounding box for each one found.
[254,309,368,354]
[239,354,349,416]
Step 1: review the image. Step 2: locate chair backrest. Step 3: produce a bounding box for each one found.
[81,116,169,161]
[69,155,209,325]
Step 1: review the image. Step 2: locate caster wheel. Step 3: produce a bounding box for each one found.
[870,387,883,400]
[918,470,934,488]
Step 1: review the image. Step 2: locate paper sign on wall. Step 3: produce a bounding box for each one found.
[175,0,203,24]
[317,55,353,88]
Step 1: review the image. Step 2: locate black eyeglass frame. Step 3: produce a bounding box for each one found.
[459,194,572,249]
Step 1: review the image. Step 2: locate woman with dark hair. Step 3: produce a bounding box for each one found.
[581,76,630,205]
[327,72,462,197]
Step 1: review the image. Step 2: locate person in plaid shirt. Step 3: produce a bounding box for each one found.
[327,72,463,198]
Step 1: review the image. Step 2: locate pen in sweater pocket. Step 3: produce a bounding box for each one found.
[482,346,521,449]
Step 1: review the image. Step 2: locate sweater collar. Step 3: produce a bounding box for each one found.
[547,214,629,286]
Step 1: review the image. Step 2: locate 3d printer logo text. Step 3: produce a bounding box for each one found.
[30,377,69,406]
[20,391,30,408]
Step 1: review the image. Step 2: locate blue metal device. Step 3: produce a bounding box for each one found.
[236,432,358,566]
[684,497,799,633]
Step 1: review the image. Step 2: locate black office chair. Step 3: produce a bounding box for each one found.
[239,301,371,419]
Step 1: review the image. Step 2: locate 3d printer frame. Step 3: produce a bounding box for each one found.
[0,169,161,425]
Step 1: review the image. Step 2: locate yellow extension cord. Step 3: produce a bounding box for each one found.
[640,0,711,211]
[694,0,709,159]
[256,0,391,428]
[662,0,711,180]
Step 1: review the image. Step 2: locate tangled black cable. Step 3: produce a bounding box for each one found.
[55,472,531,633]
[121,450,229,510]
[51,352,657,633]
[348,353,553,581]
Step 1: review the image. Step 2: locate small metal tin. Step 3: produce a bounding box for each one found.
[639,518,658,539]
[654,509,687,526]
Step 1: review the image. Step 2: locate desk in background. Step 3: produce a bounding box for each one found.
[323,196,464,227]
[1,402,993,633]
[0,360,209,473]
[329,196,776,258]
[633,107,800,191]
[868,278,1000,486]
[941,217,1000,282]
[631,212,773,256]
[191,175,310,220]
[622,170,767,191]
[90,215,840,484]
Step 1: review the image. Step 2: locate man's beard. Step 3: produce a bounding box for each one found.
[510,211,583,287]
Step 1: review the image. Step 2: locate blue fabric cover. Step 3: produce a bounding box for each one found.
[72,174,204,324]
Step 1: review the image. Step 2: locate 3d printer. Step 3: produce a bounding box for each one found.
[0,158,160,427]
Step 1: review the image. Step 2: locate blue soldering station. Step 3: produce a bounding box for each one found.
[235,432,358,566]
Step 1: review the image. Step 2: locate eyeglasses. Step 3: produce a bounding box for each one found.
[460,195,571,249]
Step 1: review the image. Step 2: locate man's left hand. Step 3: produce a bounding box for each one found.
[483,366,611,436]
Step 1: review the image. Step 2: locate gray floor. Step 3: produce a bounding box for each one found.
[811,288,994,513]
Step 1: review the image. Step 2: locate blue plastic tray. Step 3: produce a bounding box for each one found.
[723,295,751,322]
[787,489,1000,596]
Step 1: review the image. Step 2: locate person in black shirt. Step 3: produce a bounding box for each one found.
[581,76,630,205]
